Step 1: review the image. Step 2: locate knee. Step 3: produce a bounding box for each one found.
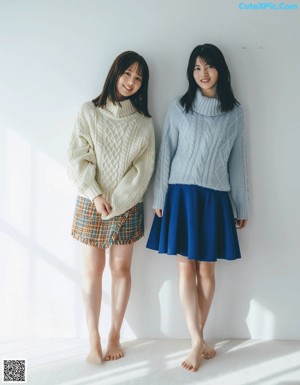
[84,259,105,282]
[178,260,197,278]
[110,258,131,278]
[85,266,104,282]
[82,265,104,297]
[197,264,215,281]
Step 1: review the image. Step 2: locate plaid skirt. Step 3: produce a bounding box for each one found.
[71,196,144,249]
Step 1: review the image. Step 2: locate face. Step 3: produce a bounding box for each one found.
[193,57,218,98]
[116,62,142,101]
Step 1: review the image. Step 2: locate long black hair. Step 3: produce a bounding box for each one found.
[180,44,239,113]
[93,51,151,117]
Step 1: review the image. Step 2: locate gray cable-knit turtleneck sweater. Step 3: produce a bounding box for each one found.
[153,89,249,219]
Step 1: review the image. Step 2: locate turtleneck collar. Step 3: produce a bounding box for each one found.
[193,89,223,116]
[105,99,137,118]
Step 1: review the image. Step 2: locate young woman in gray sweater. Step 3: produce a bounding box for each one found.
[147,44,248,372]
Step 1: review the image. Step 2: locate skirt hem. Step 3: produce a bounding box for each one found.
[72,232,144,249]
[147,245,241,262]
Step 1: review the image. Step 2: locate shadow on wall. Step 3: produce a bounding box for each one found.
[207,220,300,341]
[126,238,184,339]
[0,128,88,337]
[0,127,178,340]
[0,126,185,340]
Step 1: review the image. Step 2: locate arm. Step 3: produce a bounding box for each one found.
[102,119,155,220]
[153,101,180,210]
[67,104,102,201]
[228,107,249,221]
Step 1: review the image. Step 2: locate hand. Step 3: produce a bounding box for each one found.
[93,195,112,217]
[235,219,247,229]
[154,208,163,218]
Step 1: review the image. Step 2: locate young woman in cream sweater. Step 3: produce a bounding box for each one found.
[68,51,155,365]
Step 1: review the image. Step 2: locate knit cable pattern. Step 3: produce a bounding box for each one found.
[153,90,249,219]
[68,100,155,220]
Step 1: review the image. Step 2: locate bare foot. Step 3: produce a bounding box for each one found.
[202,341,216,359]
[181,341,204,372]
[105,337,124,361]
[86,350,103,365]
[86,334,103,365]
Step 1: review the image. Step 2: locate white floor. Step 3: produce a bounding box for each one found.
[1,338,300,385]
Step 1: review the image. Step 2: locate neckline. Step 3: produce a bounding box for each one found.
[105,99,137,118]
[193,89,223,116]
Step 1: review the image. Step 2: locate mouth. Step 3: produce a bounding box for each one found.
[123,85,133,92]
[200,78,210,83]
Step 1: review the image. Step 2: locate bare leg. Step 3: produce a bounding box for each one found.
[82,244,106,365]
[177,256,204,372]
[196,261,216,359]
[105,243,134,361]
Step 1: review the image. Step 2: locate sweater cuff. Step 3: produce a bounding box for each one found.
[153,195,165,210]
[85,182,103,201]
[235,204,248,220]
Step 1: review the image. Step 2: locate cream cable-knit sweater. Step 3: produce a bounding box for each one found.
[67,99,155,220]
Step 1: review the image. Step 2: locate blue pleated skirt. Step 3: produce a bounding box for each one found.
[146,184,241,262]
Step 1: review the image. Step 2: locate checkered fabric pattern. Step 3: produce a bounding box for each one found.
[72,196,144,248]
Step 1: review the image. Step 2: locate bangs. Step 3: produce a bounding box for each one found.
[197,54,215,67]
[134,61,144,77]
[195,47,218,68]
[120,55,145,77]
[127,60,144,77]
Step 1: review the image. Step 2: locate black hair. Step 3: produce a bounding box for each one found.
[180,44,239,113]
[92,51,151,117]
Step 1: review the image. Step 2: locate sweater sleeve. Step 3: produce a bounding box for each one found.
[152,100,180,209]
[228,107,249,219]
[102,118,155,220]
[67,103,102,201]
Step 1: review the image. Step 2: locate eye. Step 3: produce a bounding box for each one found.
[136,76,142,82]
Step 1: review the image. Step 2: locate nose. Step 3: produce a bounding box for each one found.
[127,77,134,86]
[201,67,208,76]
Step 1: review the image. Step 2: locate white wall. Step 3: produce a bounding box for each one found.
[1,0,299,341]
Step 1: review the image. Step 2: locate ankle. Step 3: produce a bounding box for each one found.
[108,330,120,342]
[89,330,100,343]
[191,336,203,348]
